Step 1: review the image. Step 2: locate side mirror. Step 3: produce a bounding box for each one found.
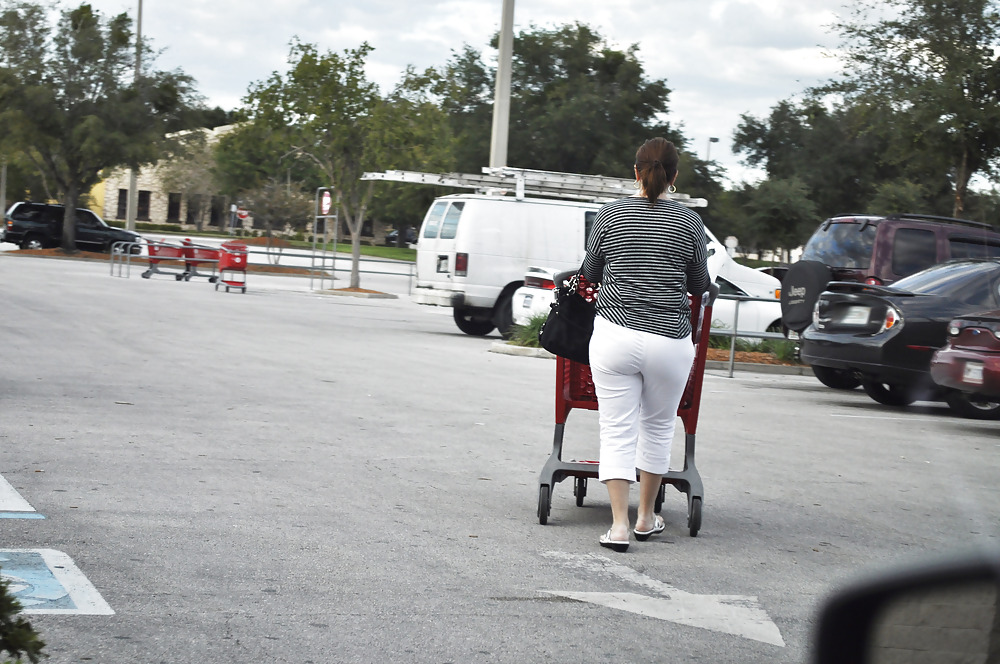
[812,547,1000,664]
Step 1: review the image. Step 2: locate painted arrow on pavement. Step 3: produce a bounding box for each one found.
[542,551,785,647]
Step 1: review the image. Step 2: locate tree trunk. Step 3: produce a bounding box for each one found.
[61,185,78,253]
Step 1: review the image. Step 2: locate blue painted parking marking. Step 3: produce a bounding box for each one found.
[0,474,41,518]
[0,549,114,615]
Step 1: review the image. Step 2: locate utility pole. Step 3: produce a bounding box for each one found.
[489,0,514,168]
[125,0,142,231]
[0,156,7,220]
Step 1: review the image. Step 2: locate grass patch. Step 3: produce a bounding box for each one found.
[507,313,548,348]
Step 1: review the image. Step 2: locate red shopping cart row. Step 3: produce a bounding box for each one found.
[141,238,248,293]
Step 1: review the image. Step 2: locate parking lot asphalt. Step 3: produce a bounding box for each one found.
[2,253,998,663]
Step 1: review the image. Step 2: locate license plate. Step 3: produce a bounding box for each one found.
[841,305,871,325]
[521,294,533,308]
[962,361,984,385]
[436,255,448,273]
[786,330,799,340]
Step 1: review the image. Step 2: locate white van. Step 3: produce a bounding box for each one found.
[415,193,781,336]
[414,194,601,336]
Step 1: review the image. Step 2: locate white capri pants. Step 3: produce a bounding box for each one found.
[589,315,695,483]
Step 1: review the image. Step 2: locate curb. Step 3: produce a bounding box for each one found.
[319,289,398,299]
[705,360,814,376]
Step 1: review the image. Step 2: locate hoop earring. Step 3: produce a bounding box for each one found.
[633,180,641,189]
[667,184,677,194]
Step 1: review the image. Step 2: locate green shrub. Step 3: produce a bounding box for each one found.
[508,313,548,348]
[0,569,45,663]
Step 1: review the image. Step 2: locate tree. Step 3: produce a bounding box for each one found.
[0,570,45,663]
[239,177,312,238]
[430,23,692,179]
[233,40,453,288]
[0,1,197,252]
[158,130,222,231]
[824,0,1000,216]
[743,178,818,259]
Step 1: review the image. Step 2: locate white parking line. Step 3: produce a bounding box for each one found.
[0,549,114,615]
[0,474,35,513]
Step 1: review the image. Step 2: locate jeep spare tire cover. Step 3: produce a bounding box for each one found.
[781,260,832,332]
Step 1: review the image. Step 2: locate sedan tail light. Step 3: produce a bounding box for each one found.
[524,274,556,289]
[878,305,902,334]
[865,276,883,286]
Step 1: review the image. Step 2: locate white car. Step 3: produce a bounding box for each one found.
[512,267,782,336]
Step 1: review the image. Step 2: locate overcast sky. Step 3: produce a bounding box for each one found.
[82,0,850,185]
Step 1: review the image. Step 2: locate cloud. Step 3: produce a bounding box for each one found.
[81,0,849,184]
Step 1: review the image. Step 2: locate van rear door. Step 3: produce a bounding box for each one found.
[415,199,466,293]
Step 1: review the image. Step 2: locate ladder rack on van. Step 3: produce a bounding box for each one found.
[361,167,708,207]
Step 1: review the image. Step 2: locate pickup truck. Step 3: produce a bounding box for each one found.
[3,202,143,254]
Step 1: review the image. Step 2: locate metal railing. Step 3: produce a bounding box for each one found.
[708,293,787,378]
[109,240,416,293]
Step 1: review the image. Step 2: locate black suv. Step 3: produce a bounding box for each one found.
[3,202,142,254]
[781,213,1000,388]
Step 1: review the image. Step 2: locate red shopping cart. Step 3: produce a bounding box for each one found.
[181,238,219,282]
[141,239,187,280]
[536,283,717,536]
[215,241,248,293]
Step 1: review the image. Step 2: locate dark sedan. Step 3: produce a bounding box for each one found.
[930,309,1000,412]
[800,259,1000,418]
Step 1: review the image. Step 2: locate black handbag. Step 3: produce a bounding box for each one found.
[538,271,598,365]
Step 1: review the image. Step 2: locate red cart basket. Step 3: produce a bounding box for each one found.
[536,282,717,537]
[215,241,248,293]
[181,238,219,282]
[141,239,187,280]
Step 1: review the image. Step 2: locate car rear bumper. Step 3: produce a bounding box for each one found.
[800,328,928,383]
[930,347,1000,397]
[413,287,464,307]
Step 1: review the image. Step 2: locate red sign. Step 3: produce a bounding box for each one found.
[236,207,249,220]
[321,191,332,215]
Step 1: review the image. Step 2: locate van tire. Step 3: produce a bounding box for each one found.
[492,291,516,340]
[453,307,495,336]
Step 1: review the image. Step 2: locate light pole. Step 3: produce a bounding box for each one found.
[125,0,142,232]
[706,136,719,162]
[489,0,514,168]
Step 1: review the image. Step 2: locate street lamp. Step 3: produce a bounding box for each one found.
[706,137,719,162]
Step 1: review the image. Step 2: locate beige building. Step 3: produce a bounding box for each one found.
[101,124,248,232]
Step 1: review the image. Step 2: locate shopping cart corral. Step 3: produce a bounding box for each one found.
[537,285,718,537]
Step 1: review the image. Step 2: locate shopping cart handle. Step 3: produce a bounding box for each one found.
[705,283,719,305]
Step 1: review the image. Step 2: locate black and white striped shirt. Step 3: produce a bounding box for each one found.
[582,196,710,339]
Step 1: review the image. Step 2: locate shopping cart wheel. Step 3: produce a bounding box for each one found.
[537,485,551,525]
[184,274,192,282]
[654,484,665,513]
[209,276,218,283]
[574,477,586,507]
[141,271,151,279]
[174,274,184,281]
[215,283,219,291]
[241,287,246,294]
[688,497,702,537]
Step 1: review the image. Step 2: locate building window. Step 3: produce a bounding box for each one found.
[116,189,127,219]
[209,196,226,226]
[167,193,182,222]
[137,190,151,221]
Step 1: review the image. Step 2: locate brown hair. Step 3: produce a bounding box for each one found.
[635,138,679,204]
